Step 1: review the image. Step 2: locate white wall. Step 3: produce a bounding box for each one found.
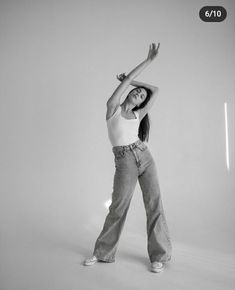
[0,0,235,260]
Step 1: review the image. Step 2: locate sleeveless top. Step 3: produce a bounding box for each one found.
[106,105,140,146]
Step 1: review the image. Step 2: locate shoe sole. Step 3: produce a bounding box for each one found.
[84,262,97,266]
[83,259,98,266]
[151,266,164,273]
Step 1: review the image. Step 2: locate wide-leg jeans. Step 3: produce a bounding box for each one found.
[93,139,172,263]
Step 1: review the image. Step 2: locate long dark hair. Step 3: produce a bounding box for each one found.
[127,86,152,142]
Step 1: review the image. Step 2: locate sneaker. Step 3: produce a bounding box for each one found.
[83,256,98,266]
[151,261,164,273]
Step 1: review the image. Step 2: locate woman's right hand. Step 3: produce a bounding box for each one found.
[116,73,127,82]
[146,43,160,62]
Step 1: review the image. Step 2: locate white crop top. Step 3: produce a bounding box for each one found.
[106,105,140,146]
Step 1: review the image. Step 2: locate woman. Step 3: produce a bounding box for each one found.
[83,43,172,273]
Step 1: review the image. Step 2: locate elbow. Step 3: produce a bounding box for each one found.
[152,87,159,94]
[106,99,116,107]
[154,86,159,92]
[106,99,112,106]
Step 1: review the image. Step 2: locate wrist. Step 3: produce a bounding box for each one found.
[145,58,152,65]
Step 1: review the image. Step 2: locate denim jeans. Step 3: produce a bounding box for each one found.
[93,139,172,263]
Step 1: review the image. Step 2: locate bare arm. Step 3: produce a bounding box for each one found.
[106,59,151,105]
[116,72,160,121]
[107,43,160,106]
[117,77,158,93]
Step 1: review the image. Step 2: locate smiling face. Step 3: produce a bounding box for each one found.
[128,88,147,106]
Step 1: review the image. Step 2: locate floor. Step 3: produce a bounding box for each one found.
[1,222,235,290]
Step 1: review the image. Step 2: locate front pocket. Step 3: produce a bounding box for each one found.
[114,150,125,160]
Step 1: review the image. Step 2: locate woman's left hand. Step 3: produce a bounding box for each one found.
[116,73,127,82]
[146,42,160,62]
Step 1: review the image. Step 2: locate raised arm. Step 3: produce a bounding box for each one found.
[106,43,160,106]
[121,78,158,93]
[116,74,159,120]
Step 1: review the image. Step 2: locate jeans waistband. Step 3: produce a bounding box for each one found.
[112,139,143,154]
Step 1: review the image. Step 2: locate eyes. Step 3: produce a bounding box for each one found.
[135,89,145,99]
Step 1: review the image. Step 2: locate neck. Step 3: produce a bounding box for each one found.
[121,100,135,112]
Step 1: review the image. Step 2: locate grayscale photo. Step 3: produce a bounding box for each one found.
[0,0,234,289]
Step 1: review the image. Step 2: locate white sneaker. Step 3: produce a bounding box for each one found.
[151,261,164,273]
[83,256,98,266]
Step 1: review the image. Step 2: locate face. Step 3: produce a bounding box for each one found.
[128,88,147,106]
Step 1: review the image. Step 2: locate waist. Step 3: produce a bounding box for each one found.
[112,139,144,154]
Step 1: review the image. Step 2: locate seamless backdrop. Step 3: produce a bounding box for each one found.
[0,0,235,289]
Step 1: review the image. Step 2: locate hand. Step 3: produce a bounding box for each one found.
[116,72,127,82]
[146,42,160,62]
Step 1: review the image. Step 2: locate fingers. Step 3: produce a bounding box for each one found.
[149,42,160,47]
[117,74,121,80]
[150,42,160,53]
[147,42,160,61]
[149,43,158,52]
[116,73,126,81]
